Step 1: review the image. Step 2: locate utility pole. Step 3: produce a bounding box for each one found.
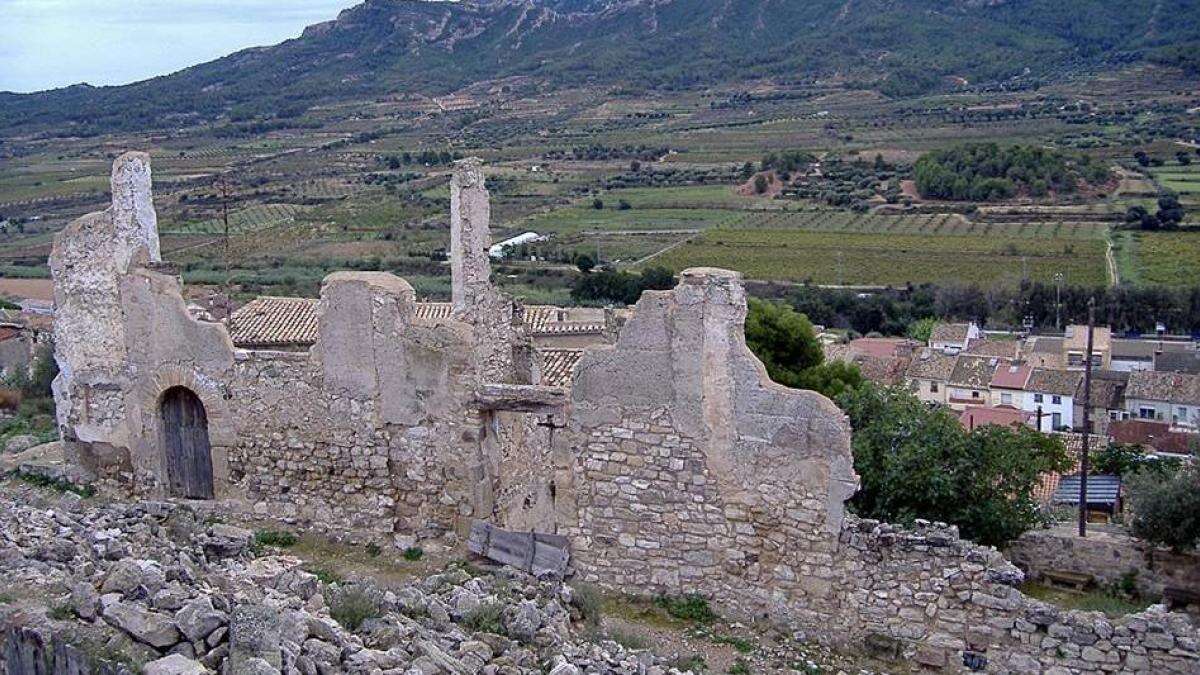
[1078,297,1095,538]
[216,174,234,324]
[1054,272,1064,331]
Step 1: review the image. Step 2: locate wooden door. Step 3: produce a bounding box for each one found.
[161,387,214,499]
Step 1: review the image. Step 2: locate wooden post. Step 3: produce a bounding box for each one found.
[1079,298,1095,538]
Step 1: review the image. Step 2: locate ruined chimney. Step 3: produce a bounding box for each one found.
[450,158,492,316]
[110,151,161,272]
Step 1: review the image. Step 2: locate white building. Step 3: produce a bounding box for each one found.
[1125,371,1200,430]
[930,322,981,355]
[489,232,544,259]
[1022,368,1082,432]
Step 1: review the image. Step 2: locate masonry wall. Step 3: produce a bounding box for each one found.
[560,268,1200,673]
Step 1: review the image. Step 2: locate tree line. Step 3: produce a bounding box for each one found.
[914,143,1111,201]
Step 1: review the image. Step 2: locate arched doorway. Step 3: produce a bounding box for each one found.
[160,386,214,499]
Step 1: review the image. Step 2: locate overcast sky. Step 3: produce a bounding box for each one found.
[0,0,361,93]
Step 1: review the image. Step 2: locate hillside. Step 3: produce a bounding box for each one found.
[1,0,1197,137]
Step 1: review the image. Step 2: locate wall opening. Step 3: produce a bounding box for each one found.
[160,386,214,499]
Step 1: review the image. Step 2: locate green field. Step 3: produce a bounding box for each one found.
[653,229,1107,286]
[1115,229,1200,286]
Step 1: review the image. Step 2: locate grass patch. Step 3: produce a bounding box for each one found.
[655,594,717,624]
[402,546,424,561]
[1020,582,1153,618]
[326,586,383,632]
[305,565,343,585]
[11,470,95,498]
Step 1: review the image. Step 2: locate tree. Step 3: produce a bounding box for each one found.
[906,317,937,343]
[1177,151,1193,166]
[1156,193,1185,228]
[576,254,596,273]
[745,298,824,386]
[630,159,641,172]
[1134,150,1151,167]
[618,199,632,211]
[1126,465,1200,552]
[592,198,604,210]
[1125,205,1149,224]
[743,298,860,399]
[837,384,1070,547]
[753,174,768,194]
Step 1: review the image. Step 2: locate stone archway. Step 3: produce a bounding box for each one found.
[160,386,213,499]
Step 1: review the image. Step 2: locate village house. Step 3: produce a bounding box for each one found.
[945,354,1001,410]
[989,361,1031,409]
[1155,346,1200,375]
[1063,324,1111,370]
[1022,368,1083,432]
[1074,370,1130,435]
[1024,335,1064,368]
[1125,370,1200,430]
[903,348,956,405]
[928,321,980,354]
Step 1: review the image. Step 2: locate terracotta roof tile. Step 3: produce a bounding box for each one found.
[905,349,957,380]
[1126,370,1200,405]
[540,349,584,387]
[949,355,1004,388]
[228,297,320,348]
[1026,368,1083,397]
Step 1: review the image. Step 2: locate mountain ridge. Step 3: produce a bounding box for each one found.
[2,0,1197,136]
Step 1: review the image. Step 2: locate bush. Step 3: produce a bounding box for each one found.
[253,530,297,548]
[402,547,424,561]
[327,586,383,631]
[1126,465,1200,552]
[462,603,505,634]
[654,594,715,623]
[570,582,604,628]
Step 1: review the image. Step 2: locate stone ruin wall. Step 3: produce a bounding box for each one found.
[51,153,548,549]
[48,153,1198,673]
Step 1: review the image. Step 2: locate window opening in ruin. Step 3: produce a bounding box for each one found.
[160,386,214,500]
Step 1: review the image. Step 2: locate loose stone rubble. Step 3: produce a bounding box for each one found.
[30,153,1200,673]
[0,482,701,674]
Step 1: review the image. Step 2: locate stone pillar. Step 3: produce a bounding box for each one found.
[450,158,492,317]
[109,152,161,272]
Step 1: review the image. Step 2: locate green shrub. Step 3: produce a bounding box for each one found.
[402,547,424,561]
[365,542,381,558]
[254,530,297,548]
[654,594,716,624]
[462,603,505,634]
[728,658,752,675]
[327,586,383,632]
[674,655,708,672]
[713,634,755,654]
[305,566,343,585]
[1127,465,1200,552]
[570,582,604,628]
[12,471,95,498]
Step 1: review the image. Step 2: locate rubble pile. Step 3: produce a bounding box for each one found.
[0,483,691,675]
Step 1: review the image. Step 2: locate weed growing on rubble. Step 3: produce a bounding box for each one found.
[569,582,604,628]
[655,594,716,624]
[674,654,709,672]
[365,542,381,558]
[254,530,297,548]
[305,565,343,585]
[327,586,383,631]
[727,658,752,674]
[402,546,424,561]
[11,470,95,498]
[462,602,505,634]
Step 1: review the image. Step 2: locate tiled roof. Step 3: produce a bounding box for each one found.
[228,296,605,348]
[991,363,1032,390]
[930,322,970,344]
[904,349,957,380]
[1108,420,1197,454]
[959,406,1032,430]
[540,349,584,387]
[1111,339,1157,360]
[1026,368,1083,397]
[964,339,1020,359]
[949,355,1003,388]
[0,326,20,343]
[1126,370,1200,405]
[228,297,320,348]
[1030,336,1063,354]
[846,337,918,359]
[1076,370,1128,409]
[1155,350,1200,375]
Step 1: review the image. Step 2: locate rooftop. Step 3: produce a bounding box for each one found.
[1126,370,1200,405]
[959,406,1032,430]
[539,349,585,388]
[1064,324,1112,353]
[1026,368,1083,397]
[990,362,1032,390]
[948,355,1004,388]
[1052,474,1121,507]
[904,349,957,381]
[930,322,971,345]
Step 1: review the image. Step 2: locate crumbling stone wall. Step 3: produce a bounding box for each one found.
[1009,526,1200,606]
[51,155,538,547]
[559,267,1199,673]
